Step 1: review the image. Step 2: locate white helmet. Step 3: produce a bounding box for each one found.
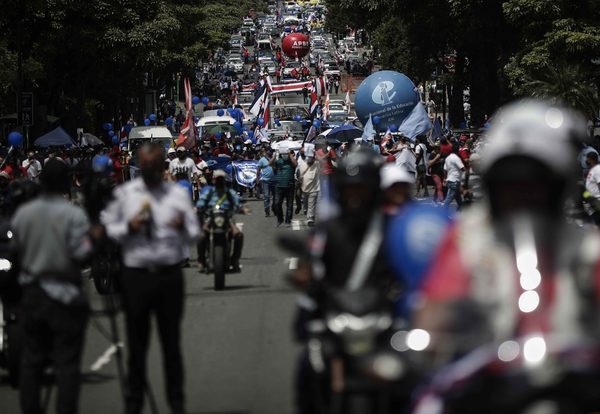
[481,99,587,180]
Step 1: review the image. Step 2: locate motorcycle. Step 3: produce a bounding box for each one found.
[412,337,600,414]
[205,204,232,290]
[0,221,21,388]
[305,288,420,414]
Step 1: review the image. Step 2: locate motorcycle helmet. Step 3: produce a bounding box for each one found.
[332,147,383,224]
[480,100,587,218]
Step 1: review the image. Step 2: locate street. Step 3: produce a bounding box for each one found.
[0,199,304,414]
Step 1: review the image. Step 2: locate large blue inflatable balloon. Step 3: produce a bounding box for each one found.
[385,203,452,291]
[8,131,23,148]
[354,70,419,131]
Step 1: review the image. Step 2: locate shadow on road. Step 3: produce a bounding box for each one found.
[202,284,269,291]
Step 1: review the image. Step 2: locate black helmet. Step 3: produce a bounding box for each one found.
[333,146,382,189]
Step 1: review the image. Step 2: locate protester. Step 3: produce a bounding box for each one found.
[297,146,319,225]
[102,143,200,414]
[443,144,465,209]
[21,151,42,182]
[257,148,276,217]
[272,149,297,227]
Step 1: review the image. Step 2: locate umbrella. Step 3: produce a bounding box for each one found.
[34,126,75,147]
[325,124,363,143]
[81,133,103,146]
[271,139,302,152]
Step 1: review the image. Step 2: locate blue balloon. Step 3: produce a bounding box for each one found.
[313,119,321,128]
[144,118,151,126]
[233,121,242,130]
[149,114,156,121]
[92,154,111,173]
[112,135,119,145]
[108,130,115,137]
[8,131,23,148]
[227,107,234,114]
[372,115,381,125]
[192,96,201,105]
[385,203,452,291]
[389,124,398,132]
[217,109,225,117]
[202,97,210,105]
[354,70,419,131]
[165,117,174,126]
[302,120,309,126]
[125,124,133,133]
[215,132,222,139]
[247,130,254,138]
[257,117,265,126]
[103,122,112,131]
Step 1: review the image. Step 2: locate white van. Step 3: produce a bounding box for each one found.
[196,114,237,139]
[127,126,175,152]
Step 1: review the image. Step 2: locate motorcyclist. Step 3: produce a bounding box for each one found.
[196,169,244,273]
[414,100,600,390]
[289,147,399,414]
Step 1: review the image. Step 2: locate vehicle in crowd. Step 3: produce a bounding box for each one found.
[268,120,305,141]
[325,112,348,128]
[127,126,175,152]
[324,62,341,77]
[227,56,245,73]
[343,37,357,52]
[196,114,237,140]
[283,60,302,77]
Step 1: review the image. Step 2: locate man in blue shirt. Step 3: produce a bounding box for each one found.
[257,148,276,216]
[196,169,244,272]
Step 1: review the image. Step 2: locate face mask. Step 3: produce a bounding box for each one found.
[141,167,163,187]
[177,153,186,160]
[307,157,315,165]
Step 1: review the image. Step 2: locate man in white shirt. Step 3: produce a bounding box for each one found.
[168,146,200,182]
[443,145,465,209]
[21,152,42,181]
[102,143,200,414]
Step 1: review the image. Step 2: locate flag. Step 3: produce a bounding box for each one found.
[344,91,352,114]
[380,128,392,151]
[314,76,327,97]
[361,114,375,142]
[309,87,319,116]
[270,80,313,94]
[430,116,442,141]
[397,102,433,141]
[175,77,196,149]
[232,160,260,188]
[249,80,268,116]
[323,93,330,121]
[304,125,317,143]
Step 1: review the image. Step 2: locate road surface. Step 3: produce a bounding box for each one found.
[0,198,308,414]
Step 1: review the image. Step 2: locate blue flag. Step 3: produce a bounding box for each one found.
[232,160,259,188]
[397,102,432,141]
[204,156,232,172]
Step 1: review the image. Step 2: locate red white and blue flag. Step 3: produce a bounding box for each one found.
[175,77,196,149]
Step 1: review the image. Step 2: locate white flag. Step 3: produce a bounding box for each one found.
[361,114,375,142]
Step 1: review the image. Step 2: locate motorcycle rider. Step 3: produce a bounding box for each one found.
[289,147,399,414]
[415,100,600,374]
[196,169,244,273]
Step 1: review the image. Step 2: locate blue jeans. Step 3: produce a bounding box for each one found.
[444,181,462,208]
[261,181,276,213]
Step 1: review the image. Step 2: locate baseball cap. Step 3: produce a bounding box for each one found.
[167,148,176,154]
[176,146,186,152]
[380,164,414,189]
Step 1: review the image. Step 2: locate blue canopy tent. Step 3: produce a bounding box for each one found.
[34,127,75,148]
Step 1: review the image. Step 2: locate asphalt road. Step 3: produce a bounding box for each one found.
[0,198,308,414]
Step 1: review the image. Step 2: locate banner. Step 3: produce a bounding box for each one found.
[232,160,259,188]
[204,155,232,172]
